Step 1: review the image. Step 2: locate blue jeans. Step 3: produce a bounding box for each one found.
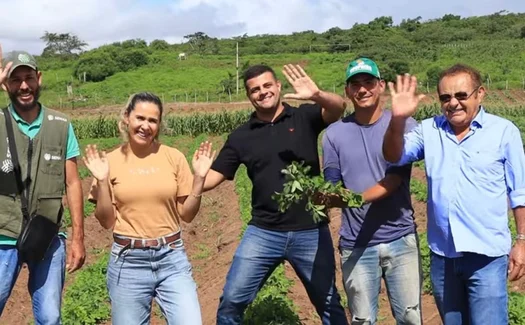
[0,236,66,325]
[216,224,347,325]
[430,252,508,325]
[341,233,422,325]
[107,237,202,325]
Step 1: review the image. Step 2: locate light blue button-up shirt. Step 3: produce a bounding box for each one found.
[395,107,525,257]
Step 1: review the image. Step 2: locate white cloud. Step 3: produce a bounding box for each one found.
[0,0,523,55]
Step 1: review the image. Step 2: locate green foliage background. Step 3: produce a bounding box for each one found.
[26,12,525,109]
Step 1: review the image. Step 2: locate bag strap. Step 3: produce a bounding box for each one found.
[2,107,29,219]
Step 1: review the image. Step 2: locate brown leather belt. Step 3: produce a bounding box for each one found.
[113,232,181,249]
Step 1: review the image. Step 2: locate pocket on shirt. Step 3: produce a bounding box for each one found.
[464,150,503,180]
[40,146,64,176]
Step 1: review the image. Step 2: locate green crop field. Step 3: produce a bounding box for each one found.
[4,10,525,325]
[50,103,525,325]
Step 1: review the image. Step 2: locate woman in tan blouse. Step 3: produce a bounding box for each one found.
[85,92,214,325]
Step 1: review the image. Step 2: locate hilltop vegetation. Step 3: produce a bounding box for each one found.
[23,11,525,109]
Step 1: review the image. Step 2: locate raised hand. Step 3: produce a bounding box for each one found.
[388,74,425,119]
[82,144,109,181]
[192,141,216,178]
[0,44,14,85]
[282,64,320,100]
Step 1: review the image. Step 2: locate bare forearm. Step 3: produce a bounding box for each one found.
[383,117,407,163]
[514,206,525,236]
[203,170,226,192]
[362,185,388,203]
[94,179,116,229]
[66,180,84,240]
[180,176,205,222]
[324,194,347,209]
[362,175,402,203]
[312,90,346,122]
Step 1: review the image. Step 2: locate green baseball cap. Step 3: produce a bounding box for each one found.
[3,51,38,77]
[345,57,381,81]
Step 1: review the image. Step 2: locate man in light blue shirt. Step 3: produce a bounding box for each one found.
[382,64,525,325]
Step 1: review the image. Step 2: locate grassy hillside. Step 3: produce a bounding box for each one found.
[18,11,525,109]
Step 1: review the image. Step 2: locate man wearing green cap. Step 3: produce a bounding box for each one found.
[0,46,85,324]
[321,58,421,324]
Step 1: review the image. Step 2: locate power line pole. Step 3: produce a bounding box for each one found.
[236,42,239,96]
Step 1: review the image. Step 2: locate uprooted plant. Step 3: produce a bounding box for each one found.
[272,161,364,223]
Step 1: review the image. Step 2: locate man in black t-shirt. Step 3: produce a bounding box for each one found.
[203,64,348,324]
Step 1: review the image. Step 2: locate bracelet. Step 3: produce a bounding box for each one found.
[516,234,525,241]
[191,193,202,198]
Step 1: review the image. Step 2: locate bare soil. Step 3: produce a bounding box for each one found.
[2,145,522,324]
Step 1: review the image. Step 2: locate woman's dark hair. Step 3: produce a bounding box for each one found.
[119,92,164,141]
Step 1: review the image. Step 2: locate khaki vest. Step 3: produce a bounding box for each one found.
[0,106,69,238]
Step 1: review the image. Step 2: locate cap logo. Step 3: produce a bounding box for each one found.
[18,53,31,63]
[349,64,373,73]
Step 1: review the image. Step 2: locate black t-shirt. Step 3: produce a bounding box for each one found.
[211,102,327,231]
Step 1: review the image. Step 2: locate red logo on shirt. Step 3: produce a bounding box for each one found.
[289,128,295,132]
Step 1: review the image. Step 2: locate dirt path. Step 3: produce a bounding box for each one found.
[284,166,439,324]
[3,164,501,325]
[179,181,243,325]
[285,209,440,325]
[0,176,243,325]
[61,100,312,118]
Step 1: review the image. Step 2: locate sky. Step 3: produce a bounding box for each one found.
[0,0,524,55]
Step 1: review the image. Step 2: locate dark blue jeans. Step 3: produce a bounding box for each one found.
[0,236,66,325]
[430,252,508,325]
[216,224,348,325]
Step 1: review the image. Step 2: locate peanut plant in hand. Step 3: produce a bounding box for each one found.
[272,161,364,223]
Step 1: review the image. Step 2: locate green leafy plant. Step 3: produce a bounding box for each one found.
[62,251,110,324]
[418,232,432,294]
[410,178,427,202]
[272,161,364,223]
[509,291,525,325]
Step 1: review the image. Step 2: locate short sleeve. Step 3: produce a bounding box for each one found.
[298,103,326,134]
[321,131,343,184]
[66,123,80,160]
[322,131,340,171]
[211,136,241,180]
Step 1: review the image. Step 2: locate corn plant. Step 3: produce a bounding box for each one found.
[71,110,252,139]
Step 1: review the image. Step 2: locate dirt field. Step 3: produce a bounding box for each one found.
[58,89,525,118]
[2,93,525,324]
[0,163,441,325]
